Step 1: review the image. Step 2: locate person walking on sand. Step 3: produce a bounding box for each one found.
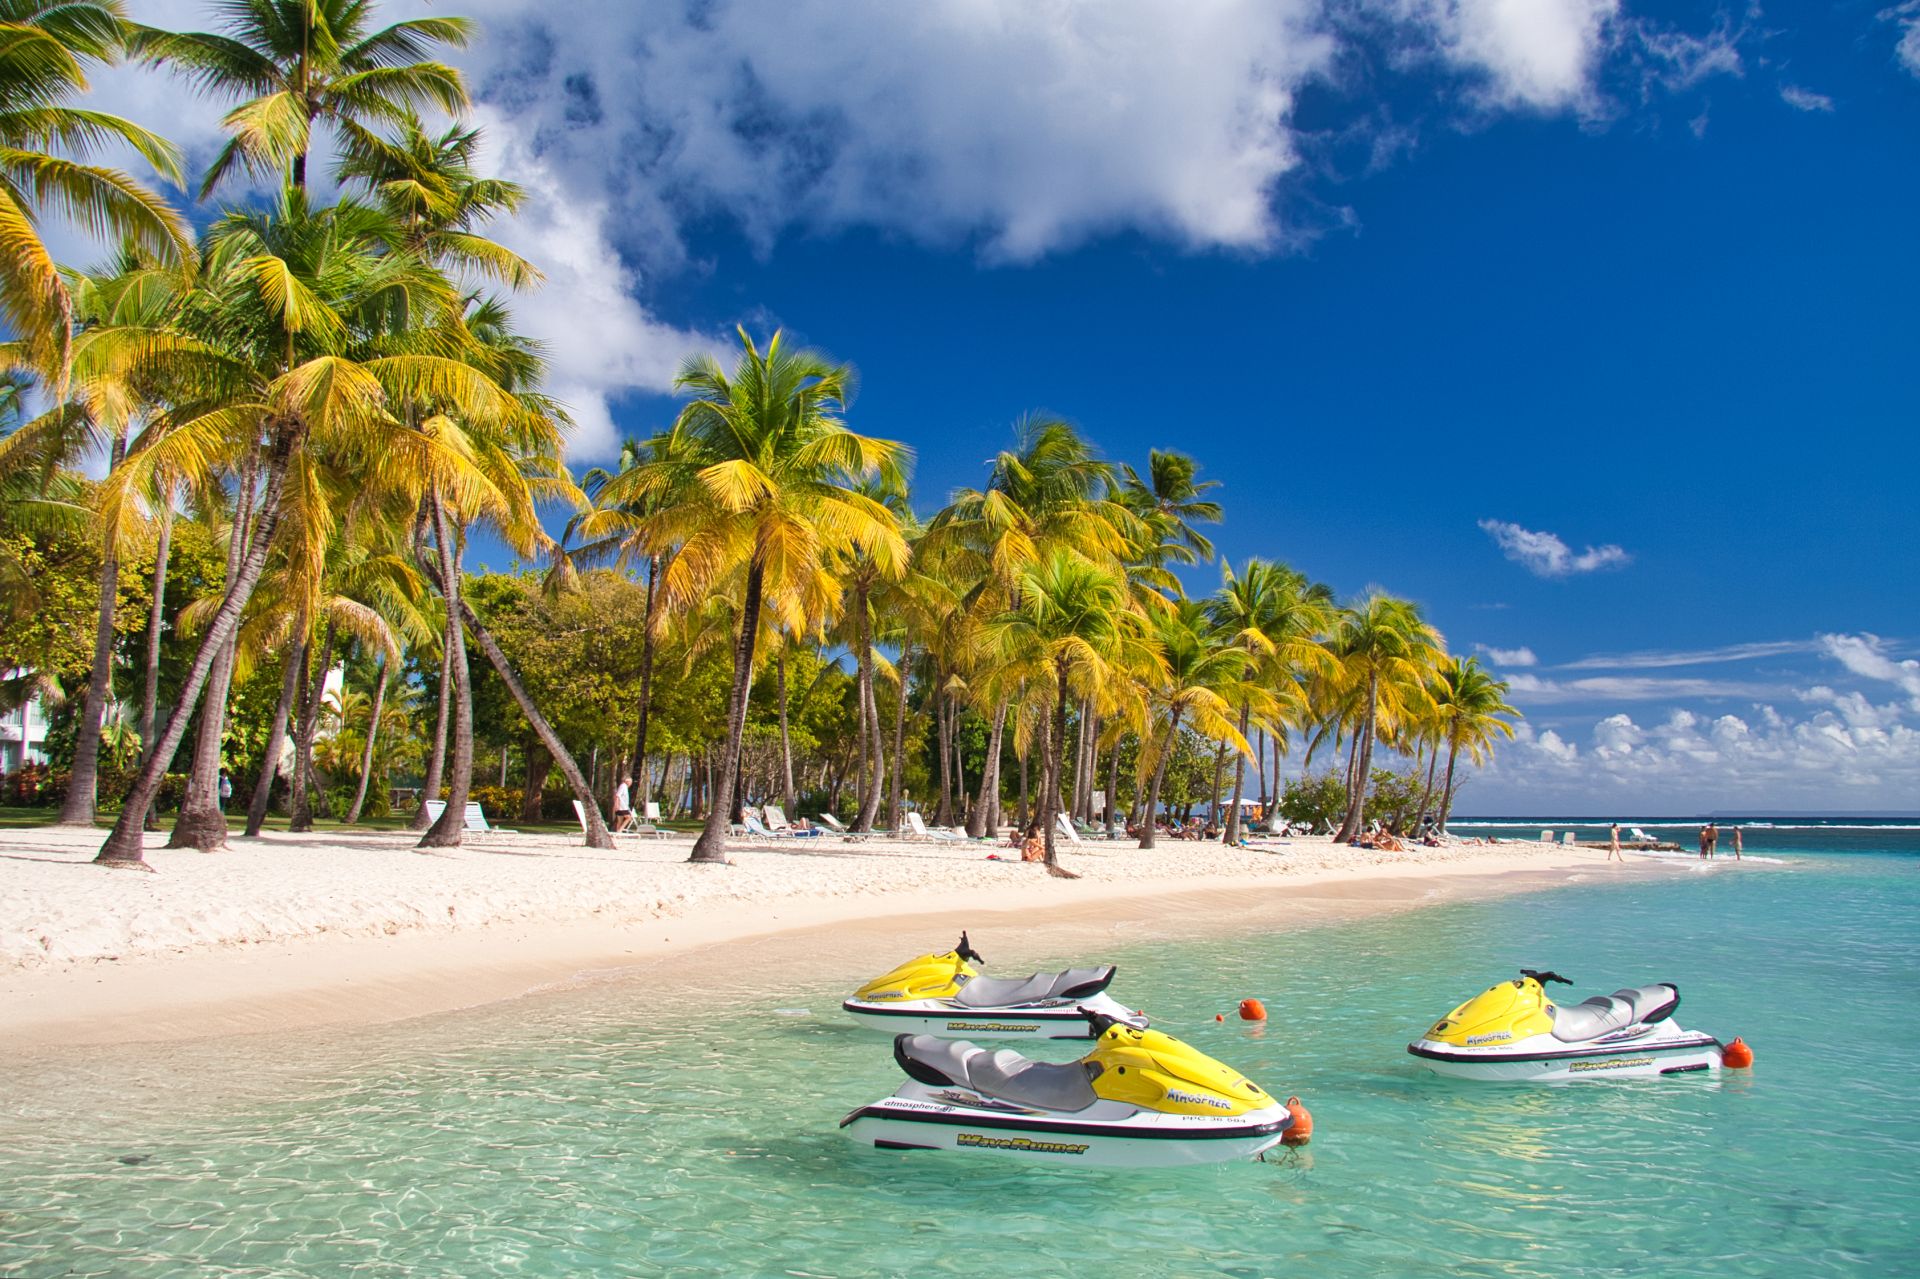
[1731,826,1743,861]
[613,775,634,833]
[1608,822,1623,862]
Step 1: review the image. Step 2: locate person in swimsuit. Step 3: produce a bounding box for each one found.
[1608,823,1623,862]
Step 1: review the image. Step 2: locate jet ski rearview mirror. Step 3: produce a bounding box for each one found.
[955,931,984,965]
[1078,1005,1149,1035]
[1520,968,1573,986]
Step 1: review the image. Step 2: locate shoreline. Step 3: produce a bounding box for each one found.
[0,826,1689,1052]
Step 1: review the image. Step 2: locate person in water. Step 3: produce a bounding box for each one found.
[1731,826,1743,860]
[1698,823,1711,860]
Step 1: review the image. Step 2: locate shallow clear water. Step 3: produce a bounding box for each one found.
[4,833,1918,1278]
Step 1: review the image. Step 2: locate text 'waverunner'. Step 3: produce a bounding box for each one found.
[842,1008,1303,1167]
[1407,969,1754,1082]
[842,932,1140,1039]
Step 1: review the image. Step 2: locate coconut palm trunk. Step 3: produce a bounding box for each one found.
[690,563,764,862]
[1335,676,1380,842]
[345,654,388,823]
[1104,741,1120,837]
[135,491,175,829]
[966,699,1007,838]
[1438,733,1463,834]
[97,430,295,867]
[289,619,337,831]
[933,678,954,827]
[57,429,130,826]
[1414,746,1440,831]
[1224,704,1252,844]
[169,443,260,851]
[776,649,795,817]
[1137,707,1184,850]
[631,555,660,805]
[413,627,453,830]
[888,645,912,831]
[1039,665,1076,877]
[245,638,304,836]
[419,498,472,849]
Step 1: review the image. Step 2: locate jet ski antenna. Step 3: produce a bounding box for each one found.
[1521,968,1573,986]
[955,931,984,964]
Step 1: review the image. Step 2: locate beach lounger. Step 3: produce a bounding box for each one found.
[743,812,820,841]
[1563,831,1577,846]
[424,799,514,834]
[1056,813,1083,845]
[645,800,662,823]
[573,799,666,841]
[816,812,873,841]
[1540,829,1553,843]
[904,812,966,843]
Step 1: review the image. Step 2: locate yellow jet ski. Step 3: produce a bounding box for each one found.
[843,932,1141,1039]
[841,1008,1300,1167]
[1408,969,1749,1081]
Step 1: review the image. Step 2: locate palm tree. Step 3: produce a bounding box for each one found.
[1326,593,1444,843]
[1208,558,1333,844]
[621,328,908,863]
[1432,657,1520,832]
[1118,448,1222,585]
[987,550,1157,871]
[1135,601,1248,849]
[134,0,471,194]
[92,189,514,868]
[0,0,191,384]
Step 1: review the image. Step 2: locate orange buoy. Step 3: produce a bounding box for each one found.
[1215,1013,1225,1021]
[1282,1096,1313,1146]
[1722,1037,1754,1069]
[1238,998,1267,1022]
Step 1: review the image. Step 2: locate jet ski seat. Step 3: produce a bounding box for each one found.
[893,1035,1100,1112]
[953,965,1117,1008]
[1549,984,1681,1042]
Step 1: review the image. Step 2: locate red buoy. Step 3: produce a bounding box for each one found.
[1238,998,1267,1022]
[1282,1096,1313,1145]
[1722,1037,1754,1069]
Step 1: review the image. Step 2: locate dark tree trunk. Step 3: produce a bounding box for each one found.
[58,430,130,826]
[1225,703,1251,844]
[289,619,336,832]
[933,677,953,827]
[690,564,764,863]
[1137,707,1183,850]
[1414,744,1440,831]
[966,699,1007,838]
[419,499,472,849]
[135,491,175,830]
[1040,664,1075,876]
[1336,676,1379,842]
[1016,741,1030,830]
[1104,738,1120,837]
[244,638,304,837]
[97,426,293,867]
[1208,740,1228,828]
[777,649,795,817]
[1439,736,1463,834]
[888,645,911,832]
[414,628,453,831]
[520,741,550,823]
[344,654,388,824]
[453,598,614,849]
[632,555,659,804]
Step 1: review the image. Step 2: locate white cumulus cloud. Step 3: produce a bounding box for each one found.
[1478,519,1630,577]
[1820,633,1920,706]
[1474,643,1539,666]
[1386,0,1620,111]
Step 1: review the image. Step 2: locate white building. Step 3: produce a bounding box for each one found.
[0,686,49,773]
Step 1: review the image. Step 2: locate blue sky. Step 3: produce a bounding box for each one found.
[91,1,1920,812]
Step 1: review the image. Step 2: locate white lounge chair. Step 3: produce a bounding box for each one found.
[644,800,662,823]
[574,799,665,841]
[1055,812,1083,845]
[1540,829,1554,843]
[1563,830,1577,846]
[1629,827,1657,844]
[904,811,965,843]
[424,799,513,834]
[816,812,874,841]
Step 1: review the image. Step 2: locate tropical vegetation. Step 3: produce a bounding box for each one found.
[0,0,1520,871]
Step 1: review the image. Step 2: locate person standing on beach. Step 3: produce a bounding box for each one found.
[613,775,634,833]
[1731,827,1743,861]
[1699,823,1711,859]
[218,769,232,813]
[1608,823,1623,861]
[1706,821,1719,859]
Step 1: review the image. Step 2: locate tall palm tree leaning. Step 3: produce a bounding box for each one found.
[621,328,908,864]
[1135,601,1248,849]
[131,0,471,196]
[1432,657,1520,833]
[1328,593,1444,844]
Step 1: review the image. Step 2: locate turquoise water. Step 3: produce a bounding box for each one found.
[4,831,1918,1277]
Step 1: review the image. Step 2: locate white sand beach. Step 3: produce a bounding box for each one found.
[0,825,1671,1050]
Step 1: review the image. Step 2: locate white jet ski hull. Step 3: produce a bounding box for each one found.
[840,1094,1293,1167]
[842,990,1140,1039]
[1408,1025,1726,1082]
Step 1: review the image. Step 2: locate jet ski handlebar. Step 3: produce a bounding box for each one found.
[954,931,984,965]
[1521,968,1574,986]
[1078,1005,1149,1035]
